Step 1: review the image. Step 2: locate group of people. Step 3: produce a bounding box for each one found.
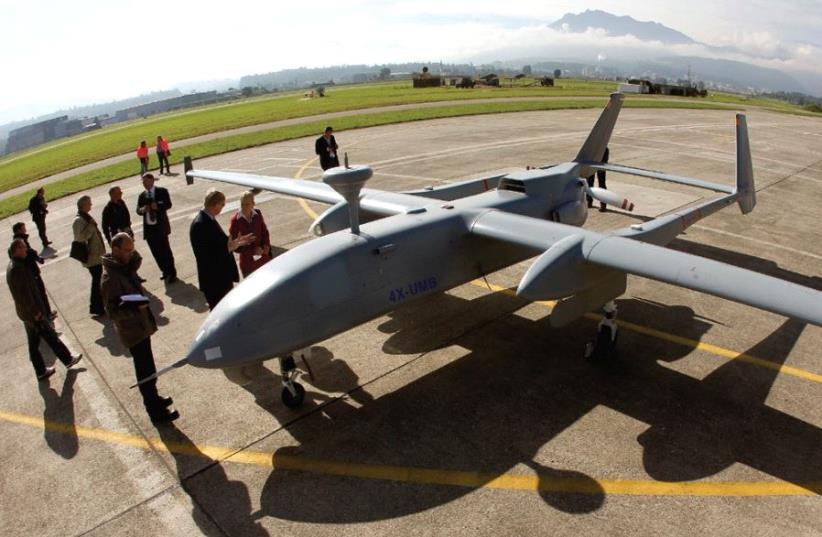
[9,126,344,425]
[10,176,275,424]
[137,136,173,176]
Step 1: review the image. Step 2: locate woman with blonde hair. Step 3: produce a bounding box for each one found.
[228,191,272,277]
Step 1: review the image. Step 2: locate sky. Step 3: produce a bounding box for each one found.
[1,0,821,125]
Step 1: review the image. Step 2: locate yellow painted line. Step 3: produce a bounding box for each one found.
[469,280,822,384]
[0,409,818,497]
[294,157,320,219]
[297,199,319,220]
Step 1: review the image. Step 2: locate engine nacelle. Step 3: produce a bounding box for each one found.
[550,200,588,227]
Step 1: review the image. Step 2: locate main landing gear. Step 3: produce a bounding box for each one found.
[278,348,314,408]
[584,301,618,362]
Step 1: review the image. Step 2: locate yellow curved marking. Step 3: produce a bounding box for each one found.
[0,409,817,497]
[470,280,822,384]
[294,157,320,219]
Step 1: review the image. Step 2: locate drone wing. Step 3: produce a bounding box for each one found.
[469,210,822,327]
[186,169,419,216]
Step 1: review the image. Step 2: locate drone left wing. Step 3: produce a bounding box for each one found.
[469,210,822,326]
[187,169,417,216]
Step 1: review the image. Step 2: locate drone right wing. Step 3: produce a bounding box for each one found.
[469,210,822,327]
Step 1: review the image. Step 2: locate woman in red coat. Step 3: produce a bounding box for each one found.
[228,191,273,277]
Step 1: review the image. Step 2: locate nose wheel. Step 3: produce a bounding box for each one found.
[279,355,306,408]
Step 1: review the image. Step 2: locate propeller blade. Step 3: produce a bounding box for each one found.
[588,186,634,211]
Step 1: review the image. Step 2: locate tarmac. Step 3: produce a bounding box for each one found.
[1,107,821,536]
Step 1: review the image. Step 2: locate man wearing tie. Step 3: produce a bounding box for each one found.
[136,174,177,283]
[190,189,254,309]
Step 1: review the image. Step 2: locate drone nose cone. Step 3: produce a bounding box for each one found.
[185,314,230,368]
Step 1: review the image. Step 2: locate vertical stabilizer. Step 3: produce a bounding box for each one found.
[575,93,624,177]
[735,114,756,214]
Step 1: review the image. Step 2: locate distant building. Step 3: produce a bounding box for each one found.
[6,115,85,154]
[619,83,649,94]
[114,91,220,121]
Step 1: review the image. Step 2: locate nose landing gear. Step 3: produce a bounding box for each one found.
[279,355,305,408]
[278,348,314,408]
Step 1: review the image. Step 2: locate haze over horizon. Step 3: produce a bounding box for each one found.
[2,0,821,125]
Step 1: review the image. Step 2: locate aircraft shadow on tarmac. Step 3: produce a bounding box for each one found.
[38,367,83,459]
[155,424,270,537]
[238,345,374,418]
[228,289,821,525]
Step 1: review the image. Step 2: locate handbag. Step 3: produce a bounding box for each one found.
[69,240,89,263]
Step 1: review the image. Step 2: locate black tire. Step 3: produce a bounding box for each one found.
[281,382,305,408]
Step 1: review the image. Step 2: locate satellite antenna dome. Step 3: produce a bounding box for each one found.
[322,161,373,235]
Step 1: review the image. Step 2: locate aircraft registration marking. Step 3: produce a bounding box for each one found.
[389,276,438,303]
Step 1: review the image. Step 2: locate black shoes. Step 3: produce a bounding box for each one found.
[66,354,83,368]
[150,408,180,424]
[37,367,56,381]
[158,396,174,407]
[599,206,607,212]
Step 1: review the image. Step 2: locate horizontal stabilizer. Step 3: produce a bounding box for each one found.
[587,163,734,194]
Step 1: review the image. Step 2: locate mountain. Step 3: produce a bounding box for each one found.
[549,9,695,45]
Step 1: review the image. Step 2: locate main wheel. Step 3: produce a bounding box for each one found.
[281,382,306,408]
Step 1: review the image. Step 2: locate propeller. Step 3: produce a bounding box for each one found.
[580,180,634,211]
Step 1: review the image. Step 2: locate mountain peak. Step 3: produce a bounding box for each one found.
[550,10,695,45]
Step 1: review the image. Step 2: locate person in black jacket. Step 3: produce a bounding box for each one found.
[136,174,177,283]
[314,126,340,170]
[101,186,133,245]
[7,239,81,381]
[190,189,254,310]
[12,222,56,321]
[27,187,51,248]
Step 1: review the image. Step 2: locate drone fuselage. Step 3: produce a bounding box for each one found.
[185,164,586,369]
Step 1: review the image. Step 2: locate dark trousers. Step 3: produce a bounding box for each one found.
[34,218,49,247]
[35,274,52,313]
[139,157,149,175]
[157,152,170,174]
[88,264,104,315]
[204,281,233,310]
[146,231,176,279]
[129,337,162,413]
[586,172,607,208]
[25,321,72,377]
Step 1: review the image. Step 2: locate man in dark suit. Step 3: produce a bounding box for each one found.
[27,187,51,248]
[190,189,254,309]
[136,174,177,283]
[314,126,340,171]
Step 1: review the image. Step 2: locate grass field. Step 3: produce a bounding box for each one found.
[0,79,617,192]
[0,96,738,219]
